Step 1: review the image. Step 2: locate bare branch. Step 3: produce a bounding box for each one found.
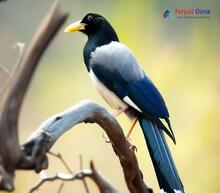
[0,42,26,95]
[0,0,68,191]
[48,151,73,174]
[0,65,9,90]
[10,41,26,77]
[29,160,120,193]
[0,65,9,77]
[89,161,120,193]
[20,100,152,193]
[80,155,90,193]
[48,151,73,193]
[57,182,64,193]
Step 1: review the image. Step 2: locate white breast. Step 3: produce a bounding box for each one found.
[89,69,128,111]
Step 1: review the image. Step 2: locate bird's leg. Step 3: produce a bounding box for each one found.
[126,117,138,138]
[126,117,138,151]
[112,108,125,117]
[112,109,138,150]
[102,108,125,144]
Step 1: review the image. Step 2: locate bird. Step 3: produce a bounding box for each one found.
[64,13,184,193]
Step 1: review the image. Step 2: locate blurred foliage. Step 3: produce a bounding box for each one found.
[0,0,220,192]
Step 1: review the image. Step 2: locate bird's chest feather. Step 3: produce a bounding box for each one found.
[89,69,128,111]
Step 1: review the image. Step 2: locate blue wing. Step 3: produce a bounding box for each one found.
[126,75,169,118]
[91,63,176,142]
[92,63,169,118]
[90,42,169,118]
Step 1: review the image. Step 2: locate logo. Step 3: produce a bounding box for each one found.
[163,10,172,18]
[175,8,211,15]
[163,8,211,19]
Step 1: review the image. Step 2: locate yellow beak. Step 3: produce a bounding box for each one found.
[64,20,86,32]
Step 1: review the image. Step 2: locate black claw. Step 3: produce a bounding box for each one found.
[148,188,154,193]
[126,139,138,152]
[131,145,138,152]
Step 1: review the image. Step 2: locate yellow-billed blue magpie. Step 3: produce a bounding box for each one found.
[64,13,184,193]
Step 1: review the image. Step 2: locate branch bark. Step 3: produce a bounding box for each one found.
[20,100,153,193]
[0,0,68,191]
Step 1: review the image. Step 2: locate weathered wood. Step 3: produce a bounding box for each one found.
[0,1,68,191]
[20,100,152,193]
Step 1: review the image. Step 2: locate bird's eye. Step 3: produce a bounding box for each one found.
[87,15,93,21]
[55,116,62,121]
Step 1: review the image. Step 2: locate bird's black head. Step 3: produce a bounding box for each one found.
[64,13,119,70]
[64,13,119,40]
[80,13,105,35]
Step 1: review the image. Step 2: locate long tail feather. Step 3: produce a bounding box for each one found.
[139,116,184,193]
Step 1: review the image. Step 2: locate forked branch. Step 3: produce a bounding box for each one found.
[29,160,120,193]
[20,100,153,193]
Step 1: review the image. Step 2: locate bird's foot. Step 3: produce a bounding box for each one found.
[126,138,137,152]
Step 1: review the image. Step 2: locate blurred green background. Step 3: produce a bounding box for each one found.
[0,0,220,192]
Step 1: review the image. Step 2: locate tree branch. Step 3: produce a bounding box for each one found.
[0,42,26,95]
[0,0,68,191]
[80,155,90,193]
[29,160,120,193]
[20,100,153,193]
[48,151,73,174]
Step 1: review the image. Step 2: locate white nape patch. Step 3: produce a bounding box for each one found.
[89,69,128,111]
[123,96,142,112]
[160,189,183,193]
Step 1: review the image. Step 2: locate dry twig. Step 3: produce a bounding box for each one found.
[80,155,90,193]
[48,151,72,193]
[0,42,26,95]
[29,160,120,193]
[48,151,73,174]
[57,182,64,193]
